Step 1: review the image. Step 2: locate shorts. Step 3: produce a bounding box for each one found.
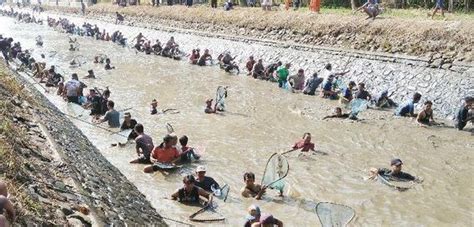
[67,96,79,104]
[435,0,444,8]
[137,156,151,164]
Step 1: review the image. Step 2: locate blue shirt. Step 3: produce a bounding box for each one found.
[342,87,352,99]
[323,81,333,91]
[396,100,414,116]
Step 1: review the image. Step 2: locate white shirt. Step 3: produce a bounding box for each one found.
[65,79,80,97]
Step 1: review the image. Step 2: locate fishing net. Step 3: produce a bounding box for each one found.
[350,98,369,117]
[189,204,226,223]
[378,174,415,191]
[315,202,355,227]
[261,153,289,192]
[153,162,181,170]
[213,184,230,202]
[166,123,174,134]
[70,55,86,66]
[216,86,227,111]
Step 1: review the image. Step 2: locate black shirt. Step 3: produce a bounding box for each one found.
[177,186,200,203]
[456,105,469,123]
[120,119,138,140]
[354,90,371,100]
[90,96,102,115]
[195,176,220,192]
[378,168,415,181]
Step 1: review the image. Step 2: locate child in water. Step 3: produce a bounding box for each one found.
[104,58,115,70]
[151,99,158,115]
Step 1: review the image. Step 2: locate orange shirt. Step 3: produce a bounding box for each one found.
[151,146,179,163]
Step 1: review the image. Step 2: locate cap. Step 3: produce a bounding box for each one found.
[124,112,131,118]
[391,158,403,166]
[196,165,206,172]
[248,204,261,216]
[260,214,277,225]
[151,99,158,105]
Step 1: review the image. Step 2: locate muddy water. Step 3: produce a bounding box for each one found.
[2,15,473,226]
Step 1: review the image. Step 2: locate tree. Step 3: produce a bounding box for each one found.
[465,0,470,12]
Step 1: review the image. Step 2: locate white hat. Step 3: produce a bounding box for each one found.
[196,165,206,172]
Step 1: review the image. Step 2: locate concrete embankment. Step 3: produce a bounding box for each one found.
[34,7,474,118]
[46,4,474,66]
[0,62,166,225]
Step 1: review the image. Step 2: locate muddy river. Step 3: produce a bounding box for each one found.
[1,12,473,226]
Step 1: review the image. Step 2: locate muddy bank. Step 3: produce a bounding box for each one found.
[0,62,165,225]
[44,4,474,66]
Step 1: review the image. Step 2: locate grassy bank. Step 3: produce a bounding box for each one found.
[0,64,60,225]
[46,4,473,63]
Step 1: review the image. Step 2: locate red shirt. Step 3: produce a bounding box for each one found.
[151,146,179,163]
[292,140,315,152]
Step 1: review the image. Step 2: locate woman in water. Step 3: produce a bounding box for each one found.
[417,101,435,126]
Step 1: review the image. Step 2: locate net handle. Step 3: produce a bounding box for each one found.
[189,204,226,223]
[166,123,174,134]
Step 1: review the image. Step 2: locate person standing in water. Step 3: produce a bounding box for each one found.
[369,158,420,182]
[322,107,352,120]
[276,63,291,88]
[205,99,218,114]
[171,175,213,205]
[291,132,315,152]
[150,99,158,115]
[143,134,180,173]
[94,100,120,128]
[241,172,266,200]
[395,92,422,117]
[455,96,473,131]
[120,112,138,140]
[194,165,220,193]
[129,124,154,164]
[417,101,435,126]
[197,49,212,66]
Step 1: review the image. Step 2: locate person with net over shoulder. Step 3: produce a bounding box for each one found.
[241,172,267,200]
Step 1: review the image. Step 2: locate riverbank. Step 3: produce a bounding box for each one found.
[44,4,474,66]
[0,62,165,225]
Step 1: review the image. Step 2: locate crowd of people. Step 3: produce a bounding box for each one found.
[0,6,472,226]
